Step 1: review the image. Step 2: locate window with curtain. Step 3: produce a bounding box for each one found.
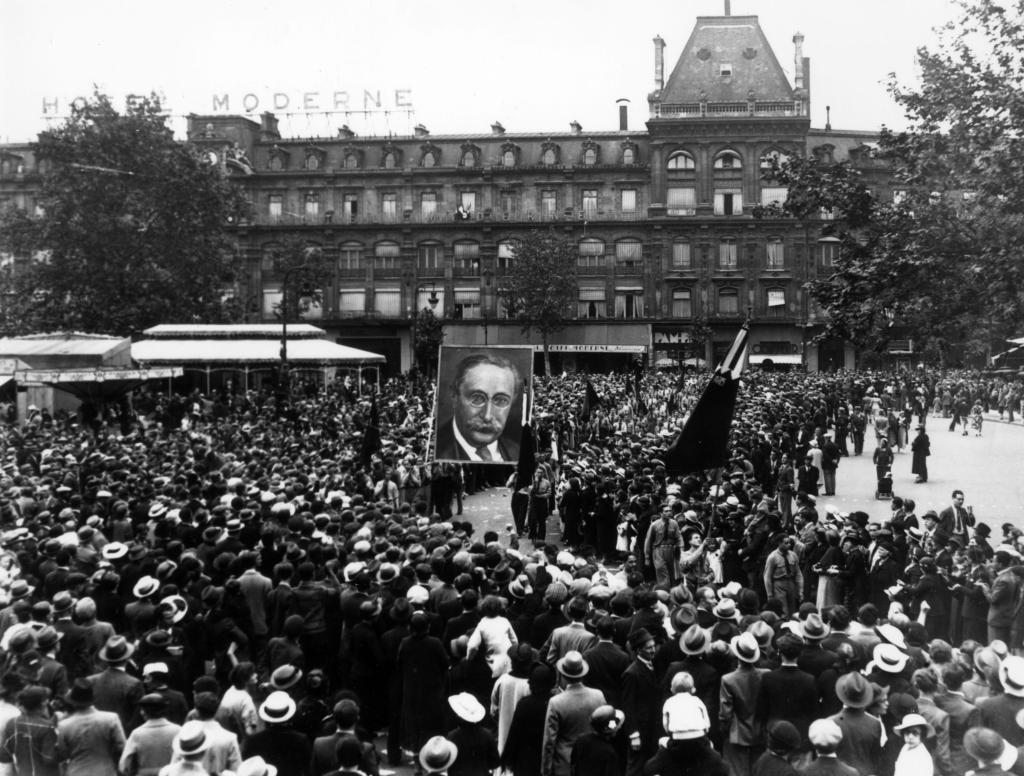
[718,287,739,316]
[497,241,516,270]
[820,240,840,267]
[338,242,363,270]
[268,195,282,218]
[542,148,557,165]
[718,239,738,269]
[714,189,742,215]
[454,241,480,273]
[453,289,481,319]
[383,152,396,169]
[342,193,358,218]
[461,149,477,167]
[667,187,696,215]
[541,190,557,214]
[582,189,598,216]
[583,148,597,165]
[381,193,397,218]
[262,286,282,317]
[502,149,516,167]
[418,242,443,270]
[304,193,319,218]
[578,286,606,319]
[578,238,605,268]
[614,288,645,318]
[766,239,784,269]
[766,287,786,317]
[459,192,476,213]
[615,239,643,266]
[621,189,637,213]
[373,288,401,317]
[623,147,636,165]
[671,288,692,318]
[421,151,436,168]
[760,187,788,207]
[671,241,691,269]
[338,288,365,316]
[421,192,437,217]
[375,241,401,269]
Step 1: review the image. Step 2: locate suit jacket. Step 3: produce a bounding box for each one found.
[434,420,520,463]
[544,622,597,664]
[583,641,631,709]
[797,465,820,496]
[757,665,819,744]
[621,659,662,754]
[56,708,126,776]
[541,683,606,776]
[798,755,860,776]
[87,668,143,732]
[720,664,768,746]
[938,505,975,540]
[978,692,1024,747]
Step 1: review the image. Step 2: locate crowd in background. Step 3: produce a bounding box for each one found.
[0,366,1020,775]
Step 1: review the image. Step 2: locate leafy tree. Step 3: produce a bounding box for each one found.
[0,91,248,335]
[412,306,444,377]
[498,229,578,375]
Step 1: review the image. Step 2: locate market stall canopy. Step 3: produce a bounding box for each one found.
[18,367,183,403]
[132,324,385,365]
[748,354,803,365]
[0,333,130,368]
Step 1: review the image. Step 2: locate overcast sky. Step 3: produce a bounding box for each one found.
[1,0,960,143]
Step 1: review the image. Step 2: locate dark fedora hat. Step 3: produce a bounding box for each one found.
[835,672,873,709]
[98,635,134,664]
[65,679,94,708]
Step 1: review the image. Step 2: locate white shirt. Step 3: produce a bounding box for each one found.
[452,422,502,461]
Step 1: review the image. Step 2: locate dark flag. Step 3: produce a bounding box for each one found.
[664,322,749,476]
[515,423,536,490]
[581,380,602,422]
[360,394,381,467]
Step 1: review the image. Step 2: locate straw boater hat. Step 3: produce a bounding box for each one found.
[871,643,910,675]
[893,713,935,738]
[132,576,160,599]
[729,632,761,664]
[419,736,459,774]
[1000,656,1024,698]
[679,624,710,656]
[236,758,278,776]
[448,692,485,724]
[259,691,297,725]
[556,651,589,680]
[101,542,129,561]
[175,721,211,756]
[270,665,303,691]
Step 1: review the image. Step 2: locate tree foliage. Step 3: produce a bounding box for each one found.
[498,229,578,375]
[413,307,444,376]
[753,1,1024,363]
[0,91,249,336]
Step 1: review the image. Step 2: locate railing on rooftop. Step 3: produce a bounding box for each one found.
[653,100,804,119]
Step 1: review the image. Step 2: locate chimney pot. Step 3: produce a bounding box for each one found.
[413,123,429,137]
[570,120,582,135]
[491,121,505,135]
[617,98,630,131]
[653,36,666,92]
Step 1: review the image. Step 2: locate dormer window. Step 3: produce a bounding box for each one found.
[583,148,597,166]
[422,151,436,168]
[461,148,477,167]
[383,152,397,169]
[623,148,635,165]
[344,154,359,169]
[502,149,515,167]
[542,149,556,165]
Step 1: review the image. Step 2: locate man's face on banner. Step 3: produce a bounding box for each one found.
[452,363,516,447]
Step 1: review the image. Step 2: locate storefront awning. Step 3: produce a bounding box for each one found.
[18,367,183,403]
[132,338,385,364]
[749,354,803,365]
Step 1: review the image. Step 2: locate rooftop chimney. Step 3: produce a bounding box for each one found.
[653,36,666,92]
[793,32,805,91]
[260,112,280,141]
[825,105,832,132]
[337,124,355,139]
[491,121,505,135]
[413,123,429,137]
[617,98,630,131]
[724,0,731,15]
[570,120,582,135]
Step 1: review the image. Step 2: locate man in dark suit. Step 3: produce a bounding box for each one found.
[937,489,975,547]
[435,352,523,462]
[797,456,820,497]
[758,633,819,749]
[583,617,631,709]
[87,635,143,733]
[621,629,661,776]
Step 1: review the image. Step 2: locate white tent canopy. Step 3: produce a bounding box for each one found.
[132,338,384,364]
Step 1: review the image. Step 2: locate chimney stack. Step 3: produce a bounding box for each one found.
[413,124,429,138]
[491,121,505,135]
[617,98,630,131]
[653,36,666,92]
[337,124,355,139]
[570,120,582,135]
[793,32,805,91]
[724,0,731,15]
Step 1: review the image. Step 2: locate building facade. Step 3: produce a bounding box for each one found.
[1,10,899,376]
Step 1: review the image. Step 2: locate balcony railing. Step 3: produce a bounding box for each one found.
[653,100,805,119]
[247,207,649,227]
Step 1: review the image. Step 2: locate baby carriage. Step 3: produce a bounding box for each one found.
[875,470,893,500]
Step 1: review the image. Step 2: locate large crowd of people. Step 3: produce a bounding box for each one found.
[0,366,1021,776]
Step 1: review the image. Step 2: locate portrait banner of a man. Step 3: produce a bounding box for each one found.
[433,345,533,464]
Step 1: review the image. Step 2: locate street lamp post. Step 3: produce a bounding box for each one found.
[276,259,318,406]
[407,277,439,374]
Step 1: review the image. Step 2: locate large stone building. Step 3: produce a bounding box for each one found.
[1,9,897,375]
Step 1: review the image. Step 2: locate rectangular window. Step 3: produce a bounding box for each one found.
[268,195,282,218]
[339,244,363,270]
[671,242,691,270]
[500,191,518,217]
[262,286,282,317]
[375,243,401,270]
[454,242,480,273]
[760,187,788,207]
[667,187,696,216]
[766,239,785,270]
[418,244,442,270]
[453,289,481,320]
[578,286,606,319]
[714,189,743,216]
[417,289,444,313]
[497,242,515,270]
[338,289,365,316]
[718,292,739,316]
[718,240,738,269]
[578,240,605,269]
[373,289,401,317]
[614,289,645,319]
[767,289,786,315]
[582,189,598,216]
[421,192,437,217]
[621,189,637,213]
[541,190,557,214]
[304,193,319,218]
[342,193,358,218]
[381,193,397,218]
[615,241,643,266]
[819,207,836,220]
[459,191,476,213]
[820,242,839,267]
[671,288,692,318]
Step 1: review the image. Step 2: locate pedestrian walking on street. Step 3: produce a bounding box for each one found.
[911,425,930,483]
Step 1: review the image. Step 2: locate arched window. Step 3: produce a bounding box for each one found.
[269,156,283,171]
[714,150,742,170]
[718,287,739,316]
[306,155,320,170]
[622,147,635,165]
[417,241,443,270]
[338,241,364,270]
[542,148,557,166]
[344,153,359,169]
[422,151,436,168]
[666,151,695,170]
[461,149,477,167]
[383,152,396,169]
[502,149,516,167]
[615,238,643,267]
[583,148,597,165]
[578,238,605,269]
